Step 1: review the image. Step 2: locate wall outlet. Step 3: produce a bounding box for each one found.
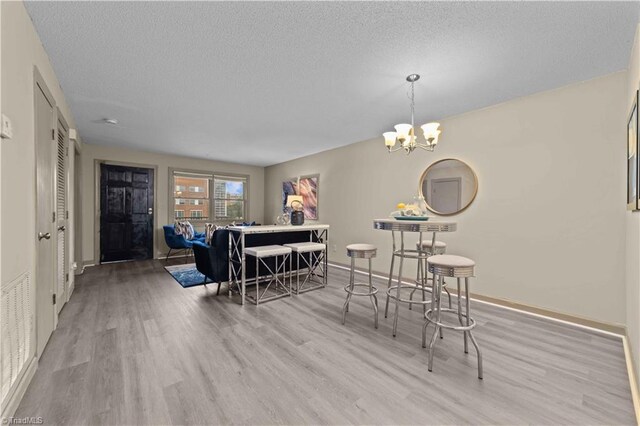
[1,113,13,139]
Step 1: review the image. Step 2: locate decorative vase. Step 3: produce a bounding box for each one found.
[414,195,428,215]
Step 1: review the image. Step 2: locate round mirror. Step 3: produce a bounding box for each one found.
[419,159,478,215]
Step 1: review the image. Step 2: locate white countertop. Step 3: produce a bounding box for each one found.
[228,224,330,234]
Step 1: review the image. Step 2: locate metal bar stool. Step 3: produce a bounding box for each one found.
[422,254,483,379]
[342,244,378,328]
[244,245,292,305]
[283,242,327,294]
[410,238,451,311]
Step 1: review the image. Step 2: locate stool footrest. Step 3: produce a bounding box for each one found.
[424,308,477,331]
[386,285,433,305]
[344,283,378,296]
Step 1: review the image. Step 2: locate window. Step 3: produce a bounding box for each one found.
[170,170,248,223]
[171,171,211,221]
[213,175,247,221]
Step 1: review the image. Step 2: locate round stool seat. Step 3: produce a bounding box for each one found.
[428,255,475,278]
[428,254,475,268]
[347,244,377,259]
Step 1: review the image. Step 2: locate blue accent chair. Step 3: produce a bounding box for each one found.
[163,225,206,263]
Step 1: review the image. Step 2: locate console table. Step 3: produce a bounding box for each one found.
[228,224,330,305]
[373,219,457,337]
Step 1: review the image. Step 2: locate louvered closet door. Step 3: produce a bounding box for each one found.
[55,122,68,314]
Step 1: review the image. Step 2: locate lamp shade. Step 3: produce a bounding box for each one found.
[383,132,397,147]
[421,122,440,139]
[430,130,441,145]
[394,123,412,140]
[286,195,304,210]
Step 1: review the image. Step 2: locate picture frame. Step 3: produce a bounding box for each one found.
[628,90,638,211]
[281,174,320,220]
[298,174,319,220]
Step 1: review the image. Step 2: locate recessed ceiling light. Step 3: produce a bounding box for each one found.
[104,118,118,125]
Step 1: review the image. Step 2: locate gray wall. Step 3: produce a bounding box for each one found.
[265,71,627,327]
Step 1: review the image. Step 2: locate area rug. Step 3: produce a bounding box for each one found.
[164,263,206,288]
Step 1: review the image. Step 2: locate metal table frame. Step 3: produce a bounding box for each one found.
[229,225,329,305]
[373,219,457,337]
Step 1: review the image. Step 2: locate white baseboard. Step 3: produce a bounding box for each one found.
[1,356,37,419]
[67,281,75,301]
[622,333,640,424]
[328,261,625,337]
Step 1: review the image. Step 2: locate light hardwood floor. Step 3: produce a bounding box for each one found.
[15,260,636,425]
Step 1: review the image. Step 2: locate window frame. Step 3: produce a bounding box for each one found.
[212,174,249,222]
[169,168,250,225]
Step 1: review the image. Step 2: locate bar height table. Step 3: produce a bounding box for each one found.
[373,219,457,337]
[228,224,330,305]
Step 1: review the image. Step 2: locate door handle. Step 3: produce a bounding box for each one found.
[58,225,66,231]
[38,232,51,241]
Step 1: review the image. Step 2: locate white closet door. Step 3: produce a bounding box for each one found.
[55,122,68,314]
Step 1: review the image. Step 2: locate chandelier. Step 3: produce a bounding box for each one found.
[383,74,442,154]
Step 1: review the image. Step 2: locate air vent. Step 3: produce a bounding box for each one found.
[1,272,33,404]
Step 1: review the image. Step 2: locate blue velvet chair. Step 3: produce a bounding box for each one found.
[163,225,206,263]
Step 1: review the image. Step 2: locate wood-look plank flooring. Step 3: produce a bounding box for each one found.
[16,260,636,425]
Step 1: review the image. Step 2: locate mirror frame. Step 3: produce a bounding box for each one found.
[418,158,479,216]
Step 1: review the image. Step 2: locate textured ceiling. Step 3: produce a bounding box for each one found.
[25,1,639,166]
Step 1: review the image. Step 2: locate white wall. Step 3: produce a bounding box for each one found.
[81,143,265,264]
[626,24,640,387]
[1,0,78,415]
[265,72,627,326]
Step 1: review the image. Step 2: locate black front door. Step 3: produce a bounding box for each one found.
[100,164,154,262]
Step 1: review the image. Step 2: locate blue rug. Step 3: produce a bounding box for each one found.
[165,263,207,288]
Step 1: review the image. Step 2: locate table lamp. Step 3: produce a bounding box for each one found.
[286,195,304,226]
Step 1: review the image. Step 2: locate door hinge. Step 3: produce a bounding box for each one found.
[52,212,56,222]
[66,146,69,156]
[65,273,69,282]
[52,129,55,140]
[52,294,56,305]
[66,211,69,219]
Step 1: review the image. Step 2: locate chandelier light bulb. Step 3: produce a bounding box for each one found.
[430,130,441,145]
[383,132,397,147]
[403,134,415,148]
[421,122,440,137]
[394,123,412,140]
